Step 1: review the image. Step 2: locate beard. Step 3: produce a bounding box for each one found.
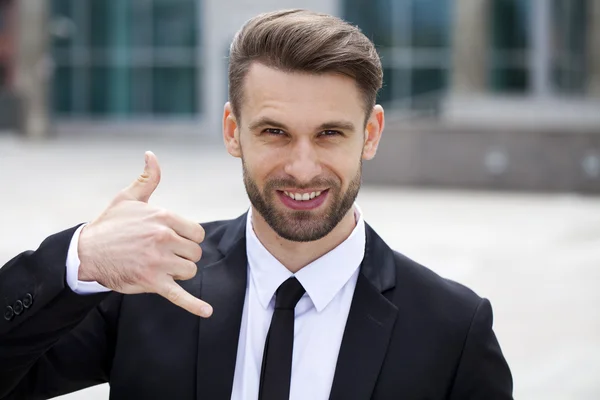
[243,159,362,242]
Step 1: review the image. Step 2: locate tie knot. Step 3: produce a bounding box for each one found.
[275,277,306,310]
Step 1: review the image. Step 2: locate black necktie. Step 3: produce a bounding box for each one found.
[258,277,306,400]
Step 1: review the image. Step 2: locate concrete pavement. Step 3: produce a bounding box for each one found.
[1,133,599,399]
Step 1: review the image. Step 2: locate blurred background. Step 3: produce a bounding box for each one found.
[0,0,599,399]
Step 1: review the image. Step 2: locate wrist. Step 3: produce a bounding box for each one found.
[77,225,99,282]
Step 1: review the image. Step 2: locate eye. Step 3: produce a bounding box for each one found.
[264,128,286,136]
[319,130,342,137]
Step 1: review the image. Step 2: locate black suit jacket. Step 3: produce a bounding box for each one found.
[0,213,513,399]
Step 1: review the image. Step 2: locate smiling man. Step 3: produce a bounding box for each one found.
[0,9,513,400]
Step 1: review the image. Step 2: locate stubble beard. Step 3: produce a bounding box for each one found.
[242,159,362,242]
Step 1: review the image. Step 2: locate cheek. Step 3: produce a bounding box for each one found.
[244,151,279,183]
[324,156,360,186]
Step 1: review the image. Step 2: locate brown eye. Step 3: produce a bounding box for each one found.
[320,130,341,137]
[264,128,286,136]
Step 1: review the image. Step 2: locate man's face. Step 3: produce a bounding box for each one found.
[224,63,383,242]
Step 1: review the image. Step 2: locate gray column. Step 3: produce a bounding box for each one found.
[589,0,600,97]
[15,0,51,139]
[530,0,553,97]
[450,0,491,95]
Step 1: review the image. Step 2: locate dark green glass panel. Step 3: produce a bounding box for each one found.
[153,0,197,47]
[89,67,130,116]
[89,0,131,49]
[411,0,450,47]
[51,0,74,51]
[378,67,396,105]
[152,67,196,115]
[88,66,108,115]
[491,68,528,92]
[343,0,396,47]
[551,0,587,93]
[491,0,530,50]
[379,67,411,106]
[130,67,153,115]
[411,68,446,98]
[52,66,73,115]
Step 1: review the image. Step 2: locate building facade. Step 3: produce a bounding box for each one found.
[1,0,599,191]
[0,0,596,132]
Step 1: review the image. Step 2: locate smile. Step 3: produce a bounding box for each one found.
[277,189,329,210]
[283,190,324,201]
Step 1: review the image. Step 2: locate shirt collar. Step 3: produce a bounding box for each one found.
[245,205,366,313]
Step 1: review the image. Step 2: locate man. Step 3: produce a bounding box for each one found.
[0,9,513,400]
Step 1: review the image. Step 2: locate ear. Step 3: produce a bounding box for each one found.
[223,102,242,158]
[362,105,384,161]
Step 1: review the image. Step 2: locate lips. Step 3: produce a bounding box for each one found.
[282,190,324,201]
[277,189,329,210]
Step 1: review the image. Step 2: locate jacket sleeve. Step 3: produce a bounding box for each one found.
[449,298,514,400]
[0,226,119,399]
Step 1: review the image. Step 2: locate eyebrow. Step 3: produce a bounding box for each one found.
[248,117,356,133]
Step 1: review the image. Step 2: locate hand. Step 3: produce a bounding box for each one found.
[77,151,212,318]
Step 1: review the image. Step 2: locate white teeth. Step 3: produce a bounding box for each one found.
[283,190,325,201]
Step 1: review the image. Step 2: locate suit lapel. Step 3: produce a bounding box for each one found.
[196,214,248,400]
[329,224,399,400]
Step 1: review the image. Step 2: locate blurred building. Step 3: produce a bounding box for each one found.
[0,0,17,130]
[0,0,599,192]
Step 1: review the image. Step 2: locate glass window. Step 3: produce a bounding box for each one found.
[412,68,446,97]
[152,66,196,115]
[490,0,530,93]
[491,0,529,50]
[491,68,529,93]
[411,0,450,47]
[379,67,410,106]
[343,0,450,111]
[50,0,201,119]
[88,66,130,116]
[52,66,73,115]
[550,0,587,94]
[344,0,396,47]
[153,0,197,48]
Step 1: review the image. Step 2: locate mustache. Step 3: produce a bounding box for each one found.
[264,177,339,191]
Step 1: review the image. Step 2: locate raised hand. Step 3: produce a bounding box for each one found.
[77,151,213,318]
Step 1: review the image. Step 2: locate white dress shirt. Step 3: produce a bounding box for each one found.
[66,205,366,400]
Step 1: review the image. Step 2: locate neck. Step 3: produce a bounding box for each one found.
[251,206,358,273]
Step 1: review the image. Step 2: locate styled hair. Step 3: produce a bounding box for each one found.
[228,9,383,121]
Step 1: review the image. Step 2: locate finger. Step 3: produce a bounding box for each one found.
[159,212,205,243]
[157,279,213,318]
[170,235,203,263]
[119,151,162,203]
[168,256,199,281]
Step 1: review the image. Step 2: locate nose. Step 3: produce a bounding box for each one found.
[284,138,322,184]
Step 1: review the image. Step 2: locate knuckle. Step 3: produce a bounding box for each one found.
[177,261,197,280]
[194,225,206,243]
[154,209,172,223]
[165,285,181,303]
[192,245,203,262]
[186,261,198,279]
[153,227,174,243]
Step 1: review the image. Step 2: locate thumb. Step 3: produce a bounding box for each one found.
[121,151,162,203]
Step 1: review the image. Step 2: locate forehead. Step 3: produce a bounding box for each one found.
[241,63,365,128]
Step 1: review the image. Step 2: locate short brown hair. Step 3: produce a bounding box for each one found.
[228,9,383,122]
